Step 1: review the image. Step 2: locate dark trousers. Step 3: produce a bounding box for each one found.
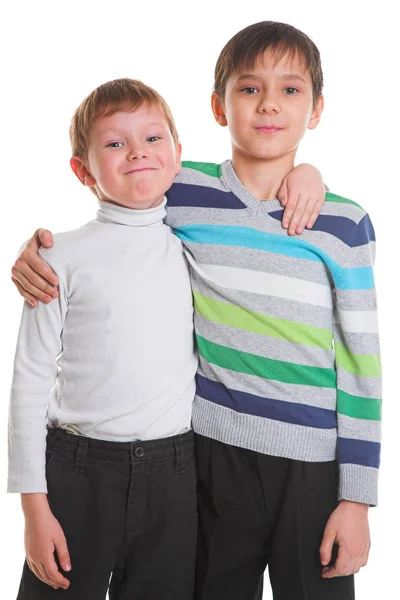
[18,427,197,600]
[195,434,355,600]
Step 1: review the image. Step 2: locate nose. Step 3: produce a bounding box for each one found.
[257,90,281,115]
[127,144,148,160]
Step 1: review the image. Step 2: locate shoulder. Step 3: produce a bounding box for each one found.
[172,161,223,187]
[38,221,97,274]
[166,160,239,212]
[180,161,222,178]
[318,191,375,246]
[324,191,366,219]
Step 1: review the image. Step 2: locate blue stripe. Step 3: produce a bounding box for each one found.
[337,437,380,468]
[167,183,247,210]
[269,211,375,247]
[196,374,337,429]
[175,224,374,290]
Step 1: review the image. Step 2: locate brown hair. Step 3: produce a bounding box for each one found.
[214,21,323,105]
[69,78,179,160]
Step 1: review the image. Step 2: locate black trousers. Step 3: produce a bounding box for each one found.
[195,434,355,600]
[18,427,197,600]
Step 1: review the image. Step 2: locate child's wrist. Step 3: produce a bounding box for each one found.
[21,493,50,518]
[339,499,369,512]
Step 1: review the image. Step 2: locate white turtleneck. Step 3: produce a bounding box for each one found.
[8,199,197,493]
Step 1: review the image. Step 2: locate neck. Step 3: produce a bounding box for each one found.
[231,147,296,200]
[97,197,167,227]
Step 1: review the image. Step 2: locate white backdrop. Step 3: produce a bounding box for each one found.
[1,1,398,598]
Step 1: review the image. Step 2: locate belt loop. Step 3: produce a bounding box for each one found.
[174,437,185,475]
[46,427,59,450]
[74,437,89,474]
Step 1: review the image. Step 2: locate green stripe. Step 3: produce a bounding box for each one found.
[194,292,333,349]
[197,335,336,388]
[182,161,221,178]
[335,342,381,377]
[325,192,363,209]
[337,390,382,421]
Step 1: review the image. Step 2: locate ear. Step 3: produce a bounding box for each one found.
[211,93,228,127]
[70,156,97,187]
[175,143,182,174]
[308,94,324,131]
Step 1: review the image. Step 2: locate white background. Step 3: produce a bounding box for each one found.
[1,0,398,597]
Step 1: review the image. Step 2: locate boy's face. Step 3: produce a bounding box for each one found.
[213,49,323,163]
[72,105,181,210]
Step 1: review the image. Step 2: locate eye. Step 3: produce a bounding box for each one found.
[106,142,123,148]
[240,87,258,95]
[284,87,299,95]
[147,136,161,142]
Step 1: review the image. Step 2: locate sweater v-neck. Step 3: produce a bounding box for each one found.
[220,160,284,217]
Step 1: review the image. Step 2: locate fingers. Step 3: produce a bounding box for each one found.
[27,556,70,590]
[282,193,308,235]
[12,278,38,307]
[55,535,72,573]
[319,527,335,567]
[17,241,59,288]
[281,190,324,235]
[294,200,320,235]
[306,197,324,229]
[11,267,57,304]
[42,556,70,589]
[36,229,54,249]
[322,544,369,578]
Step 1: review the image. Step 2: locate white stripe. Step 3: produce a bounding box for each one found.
[336,309,379,333]
[185,256,333,308]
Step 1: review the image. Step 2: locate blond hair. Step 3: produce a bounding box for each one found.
[70,78,179,160]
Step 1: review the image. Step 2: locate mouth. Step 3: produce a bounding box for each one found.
[255,126,283,134]
[124,168,157,175]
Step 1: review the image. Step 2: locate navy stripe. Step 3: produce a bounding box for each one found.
[269,211,375,247]
[355,214,376,245]
[337,437,380,468]
[167,183,247,209]
[196,374,337,429]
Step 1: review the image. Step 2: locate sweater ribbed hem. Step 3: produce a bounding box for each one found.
[192,397,337,462]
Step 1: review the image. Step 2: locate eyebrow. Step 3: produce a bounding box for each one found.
[236,73,307,84]
[98,122,167,135]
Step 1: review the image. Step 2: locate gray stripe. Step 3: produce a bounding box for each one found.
[176,166,229,192]
[333,325,381,355]
[322,202,366,222]
[192,273,334,329]
[338,414,381,442]
[192,397,337,462]
[196,315,335,368]
[197,362,337,410]
[185,243,333,286]
[339,463,378,505]
[167,206,248,227]
[337,368,382,399]
[336,288,377,311]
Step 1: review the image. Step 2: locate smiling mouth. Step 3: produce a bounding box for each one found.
[125,168,157,175]
[255,126,283,134]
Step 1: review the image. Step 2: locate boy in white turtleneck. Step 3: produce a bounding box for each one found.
[9,77,325,600]
[8,79,198,600]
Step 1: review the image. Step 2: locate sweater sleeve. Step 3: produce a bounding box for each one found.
[333,213,381,506]
[8,267,68,494]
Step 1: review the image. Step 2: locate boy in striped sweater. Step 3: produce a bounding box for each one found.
[10,20,380,600]
[165,22,379,599]
[167,21,378,599]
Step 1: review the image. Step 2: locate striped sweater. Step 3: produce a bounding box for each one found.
[165,159,381,506]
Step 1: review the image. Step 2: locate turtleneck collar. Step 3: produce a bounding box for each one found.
[96,198,167,227]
